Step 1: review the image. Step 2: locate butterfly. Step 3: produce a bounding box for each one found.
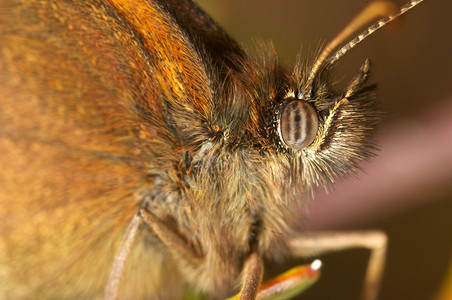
[0,0,424,299]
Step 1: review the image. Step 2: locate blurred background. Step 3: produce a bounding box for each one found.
[196,0,452,299]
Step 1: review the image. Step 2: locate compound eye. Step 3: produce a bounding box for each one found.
[279,99,319,149]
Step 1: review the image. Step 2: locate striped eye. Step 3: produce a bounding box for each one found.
[278,99,318,149]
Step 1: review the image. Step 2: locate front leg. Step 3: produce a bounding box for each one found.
[289,230,387,300]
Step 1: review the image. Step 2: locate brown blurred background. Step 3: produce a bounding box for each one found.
[196,1,452,299]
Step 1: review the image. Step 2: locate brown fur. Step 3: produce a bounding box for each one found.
[0,0,380,299]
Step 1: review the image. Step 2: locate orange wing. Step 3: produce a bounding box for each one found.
[0,0,228,297]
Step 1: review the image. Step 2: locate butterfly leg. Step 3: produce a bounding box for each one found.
[104,213,143,300]
[288,230,387,300]
[139,208,203,265]
[228,247,264,300]
[104,209,203,300]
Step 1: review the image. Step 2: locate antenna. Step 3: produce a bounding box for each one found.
[305,0,425,97]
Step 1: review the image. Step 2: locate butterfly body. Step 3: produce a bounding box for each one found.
[0,0,423,299]
[0,1,301,298]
